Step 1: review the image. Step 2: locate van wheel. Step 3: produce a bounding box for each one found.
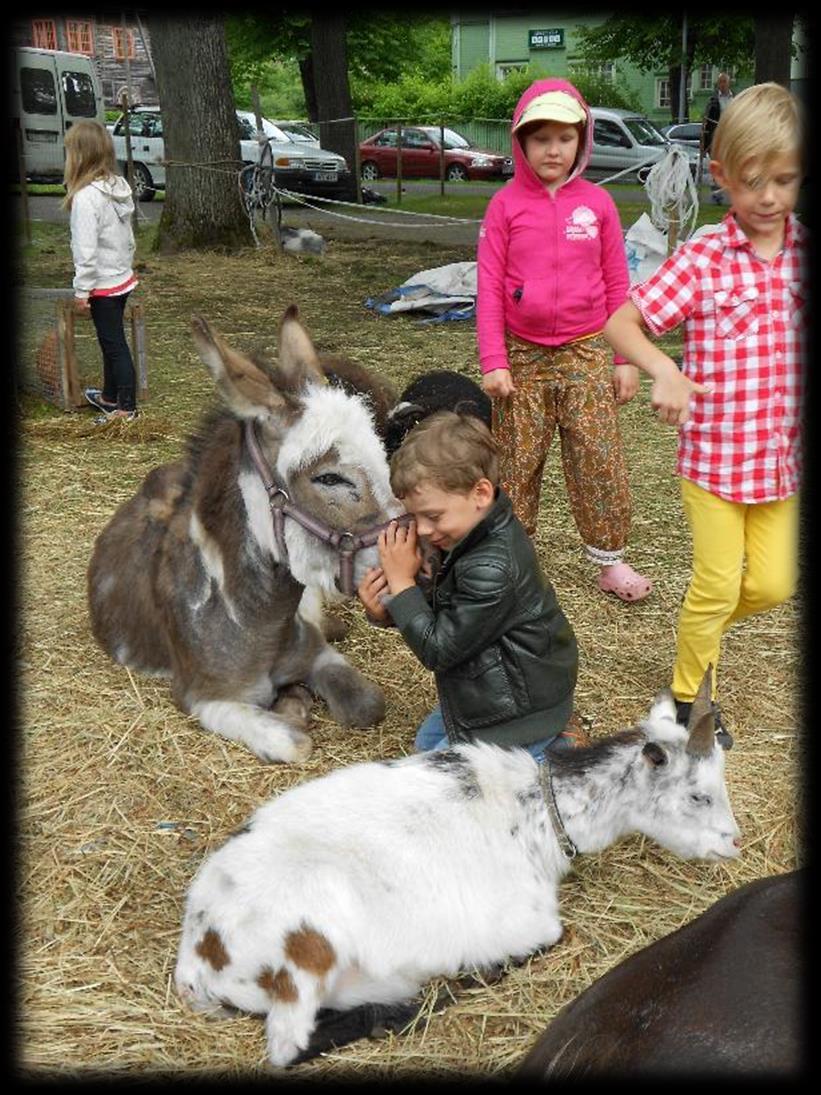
[130,162,156,202]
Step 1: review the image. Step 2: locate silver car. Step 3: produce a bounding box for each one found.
[110,106,350,201]
[586,106,699,183]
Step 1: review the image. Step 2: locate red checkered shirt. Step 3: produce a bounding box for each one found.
[629,213,806,503]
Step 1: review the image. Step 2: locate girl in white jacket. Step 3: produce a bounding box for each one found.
[63,120,139,422]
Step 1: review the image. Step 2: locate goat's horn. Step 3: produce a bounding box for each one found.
[686,664,715,757]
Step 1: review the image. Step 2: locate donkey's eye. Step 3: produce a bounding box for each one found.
[312,473,352,488]
[689,793,712,807]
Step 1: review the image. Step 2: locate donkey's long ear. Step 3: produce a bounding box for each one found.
[277,304,327,388]
[191,316,288,418]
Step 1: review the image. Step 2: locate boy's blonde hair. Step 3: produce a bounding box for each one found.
[390,411,499,497]
[62,120,118,209]
[712,81,804,182]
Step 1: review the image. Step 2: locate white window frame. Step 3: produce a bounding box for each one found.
[496,61,528,82]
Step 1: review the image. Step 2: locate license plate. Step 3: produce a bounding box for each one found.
[312,171,338,182]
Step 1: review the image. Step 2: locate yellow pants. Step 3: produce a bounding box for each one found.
[672,479,799,703]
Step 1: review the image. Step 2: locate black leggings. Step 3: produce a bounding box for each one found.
[89,293,137,411]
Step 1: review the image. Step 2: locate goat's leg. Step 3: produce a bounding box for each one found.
[290,1000,421,1064]
[306,644,385,728]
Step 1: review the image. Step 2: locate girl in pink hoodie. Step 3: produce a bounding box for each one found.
[477,79,651,602]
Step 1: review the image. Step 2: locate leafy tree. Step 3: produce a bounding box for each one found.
[575,15,756,122]
[225,13,452,121]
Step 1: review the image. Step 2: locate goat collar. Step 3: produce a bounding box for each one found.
[243,419,411,597]
[539,759,578,860]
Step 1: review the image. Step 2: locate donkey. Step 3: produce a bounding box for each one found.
[87,306,402,763]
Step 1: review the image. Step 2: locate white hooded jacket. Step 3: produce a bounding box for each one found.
[70,175,137,299]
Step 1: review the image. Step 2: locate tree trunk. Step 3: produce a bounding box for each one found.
[146,15,254,252]
[298,54,318,124]
[754,14,795,85]
[309,14,358,199]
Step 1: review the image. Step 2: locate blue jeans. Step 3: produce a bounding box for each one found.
[89,292,136,411]
[415,705,561,763]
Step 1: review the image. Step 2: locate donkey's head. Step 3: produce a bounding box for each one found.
[191,307,400,598]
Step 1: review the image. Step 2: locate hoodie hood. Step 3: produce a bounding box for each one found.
[91,175,135,220]
[510,78,593,193]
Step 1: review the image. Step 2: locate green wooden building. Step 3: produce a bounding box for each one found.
[450,12,755,127]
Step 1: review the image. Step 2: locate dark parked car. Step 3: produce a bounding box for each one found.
[359,126,513,182]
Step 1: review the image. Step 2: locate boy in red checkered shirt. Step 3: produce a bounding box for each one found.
[603,82,805,738]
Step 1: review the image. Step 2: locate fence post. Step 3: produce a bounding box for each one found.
[396,120,403,205]
[15,118,32,246]
[439,121,445,197]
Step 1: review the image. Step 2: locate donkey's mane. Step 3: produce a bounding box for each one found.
[183,406,243,482]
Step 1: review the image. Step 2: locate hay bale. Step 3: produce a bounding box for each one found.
[18,235,801,1080]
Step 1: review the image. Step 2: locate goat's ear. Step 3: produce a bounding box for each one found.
[685,664,715,758]
[191,315,288,418]
[277,304,326,389]
[642,742,668,768]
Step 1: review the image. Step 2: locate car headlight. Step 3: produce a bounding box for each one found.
[470,154,493,166]
[273,156,303,168]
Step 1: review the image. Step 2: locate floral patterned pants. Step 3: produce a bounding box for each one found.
[491,334,632,562]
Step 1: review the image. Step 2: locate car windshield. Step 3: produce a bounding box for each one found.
[624,118,668,146]
[277,123,317,143]
[422,127,472,150]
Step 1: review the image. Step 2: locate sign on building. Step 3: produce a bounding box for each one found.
[529,28,565,49]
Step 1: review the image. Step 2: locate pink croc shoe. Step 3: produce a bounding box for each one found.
[598,562,653,603]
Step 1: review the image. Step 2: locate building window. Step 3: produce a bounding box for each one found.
[698,65,714,91]
[66,20,95,56]
[112,27,136,60]
[657,79,671,109]
[570,61,616,83]
[496,62,528,81]
[32,19,57,50]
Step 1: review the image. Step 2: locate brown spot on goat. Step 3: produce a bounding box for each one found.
[195,929,230,971]
[284,925,336,976]
[258,965,299,1003]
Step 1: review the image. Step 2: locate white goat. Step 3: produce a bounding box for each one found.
[175,671,740,1067]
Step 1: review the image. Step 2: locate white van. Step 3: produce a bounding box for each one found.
[587,106,700,183]
[12,47,106,181]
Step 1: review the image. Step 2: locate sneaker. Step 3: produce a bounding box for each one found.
[84,388,118,413]
[675,698,733,748]
[93,408,139,425]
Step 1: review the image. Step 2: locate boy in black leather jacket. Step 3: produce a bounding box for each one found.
[358,411,578,758]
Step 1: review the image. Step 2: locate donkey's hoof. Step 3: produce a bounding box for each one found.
[322,614,352,643]
[257,728,313,765]
[338,684,386,728]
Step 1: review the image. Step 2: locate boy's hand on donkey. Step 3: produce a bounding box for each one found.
[357,567,391,622]
[378,520,422,594]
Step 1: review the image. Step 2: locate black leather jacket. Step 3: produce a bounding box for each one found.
[387,489,578,746]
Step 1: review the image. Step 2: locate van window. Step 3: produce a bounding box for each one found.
[624,118,666,147]
[62,70,98,117]
[594,120,630,148]
[21,67,58,114]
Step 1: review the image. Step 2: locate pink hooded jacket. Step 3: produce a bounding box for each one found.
[477,78,629,373]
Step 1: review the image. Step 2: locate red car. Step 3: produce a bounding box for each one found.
[359,125,513,182]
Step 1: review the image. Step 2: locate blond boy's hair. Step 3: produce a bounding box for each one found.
[390,411,499,497]
[712,81,803,182]
[62,120,118,210]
